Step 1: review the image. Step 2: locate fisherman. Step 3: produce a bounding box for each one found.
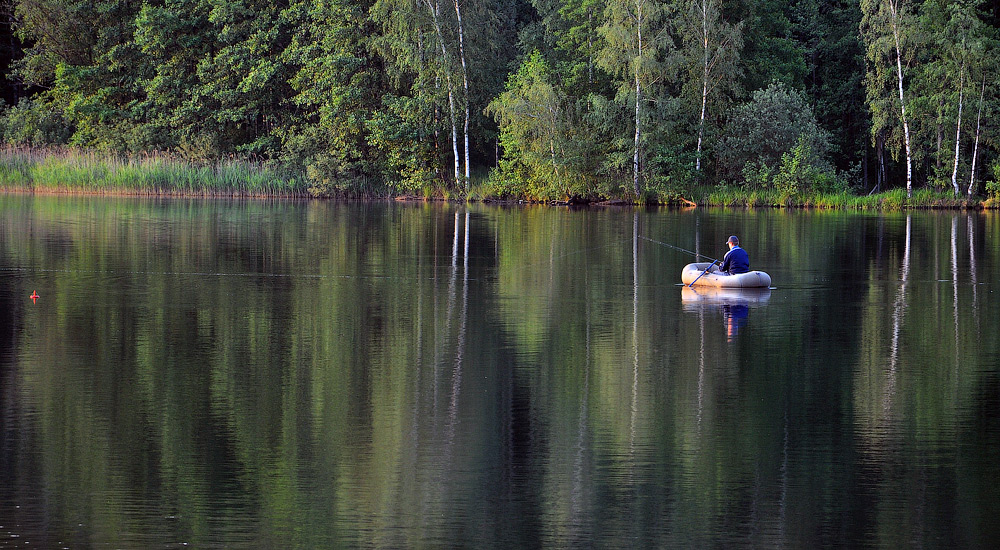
[718,235,750,275]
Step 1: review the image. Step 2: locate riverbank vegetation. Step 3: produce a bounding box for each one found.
[0,1,998,205]
[0,147,309,196]
[5,145,998,209]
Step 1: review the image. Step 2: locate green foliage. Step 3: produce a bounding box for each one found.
[281,0,381,194]
[673,0,744,98]
[0,0,998,201]
[0,99,73,146]
[551,0,613,95]
[985,159,1000,203]
[644,142,698,199]
[718,81,833,184]
[10,0,97,86]
[739,0,807,92]
[791,0,866,172]
[487,52,578,200]
[597,0,671,192]
[197,0,292,155]
[597,0,669,88]
[742,137,843,196]
[672,0,744,175]
[364,96,436,193]
[908,0,992,188]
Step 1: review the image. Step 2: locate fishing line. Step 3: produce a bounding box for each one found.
[638,235,718,263]
[517,238,632,270]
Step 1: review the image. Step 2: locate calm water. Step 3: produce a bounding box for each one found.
[1,195,999,548]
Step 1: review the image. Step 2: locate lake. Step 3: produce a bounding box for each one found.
[1,195,999,548]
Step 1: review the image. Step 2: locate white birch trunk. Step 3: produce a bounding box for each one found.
[453,0,470,188]
[633,0,643,195]
[697,79,707,173]
[951,65,964,196]
[634,75,641,194]
[448,92,460,185]
[968,76,986,197]
[889,1,913,198]
[696,0,709,172]
[424,0,461,185]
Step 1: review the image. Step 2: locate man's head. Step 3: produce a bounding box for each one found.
[727,235,739,248]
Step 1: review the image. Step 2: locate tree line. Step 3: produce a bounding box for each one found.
[0,0,997,201]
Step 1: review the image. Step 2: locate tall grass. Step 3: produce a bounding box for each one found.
[695,185,983,210]
[0,146,308,196]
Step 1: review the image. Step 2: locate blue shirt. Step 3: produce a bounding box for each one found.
[720,246,750,274]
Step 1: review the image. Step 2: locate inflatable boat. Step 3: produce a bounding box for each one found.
[681,262,771,288]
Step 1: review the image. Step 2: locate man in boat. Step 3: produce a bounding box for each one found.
[718,235,750,275]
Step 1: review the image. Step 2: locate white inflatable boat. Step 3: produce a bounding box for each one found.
[681,262,772,288]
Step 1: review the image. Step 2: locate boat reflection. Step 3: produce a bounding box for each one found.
[681,286,771,341]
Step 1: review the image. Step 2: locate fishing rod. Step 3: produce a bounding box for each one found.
[639,235,723,287]
[638,235,719,264]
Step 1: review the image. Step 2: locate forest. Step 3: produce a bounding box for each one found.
[0,0,998,202]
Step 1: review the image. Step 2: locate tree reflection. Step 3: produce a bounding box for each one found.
[2,198,1000,547]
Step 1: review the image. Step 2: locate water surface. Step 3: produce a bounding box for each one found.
[1,195,999,548]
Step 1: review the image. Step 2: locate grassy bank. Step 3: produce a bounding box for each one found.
[0,147,994,209]
[694,185,985,210]
[0,147,308,196]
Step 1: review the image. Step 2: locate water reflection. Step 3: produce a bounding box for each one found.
[681,286,771,341]
[2,197,1000,548]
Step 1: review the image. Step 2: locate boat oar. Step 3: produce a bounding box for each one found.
[688,261,718,287]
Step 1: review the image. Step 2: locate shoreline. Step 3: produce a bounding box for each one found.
[3,187,994,211]
[0,147,994,210]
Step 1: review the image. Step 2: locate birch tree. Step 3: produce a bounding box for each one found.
[966,55,997,197]
[912,0,992,196]
[598,0,669,195]
[372,0,464,186]
[942,0,989,196]
[861,0,917,197]
[950,62,965,195]
[674,0,742,173]
[453,0,470,188]
[967,75,986,196]
[424,0,462,185]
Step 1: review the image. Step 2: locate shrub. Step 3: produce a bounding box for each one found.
[741,136,841,195]
[985,160,1000,203]
[717,81,834,186]
[0,99,73,146]
[645,143,697,201]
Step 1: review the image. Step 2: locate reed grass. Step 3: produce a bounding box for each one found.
[0,146,308,197]
[694,185,983,210]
